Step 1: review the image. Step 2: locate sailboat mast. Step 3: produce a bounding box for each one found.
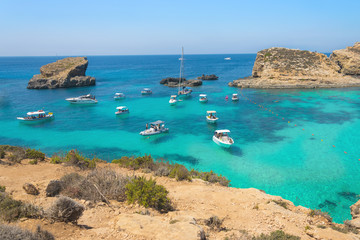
[178,47,184,92]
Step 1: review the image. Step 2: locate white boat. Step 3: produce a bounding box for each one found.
[17,110,54,122]
[212,129,234,148]
[140,120,169,136]
[232,93,239,101]
[206,110,218,123]
[177,47,192,98]
[141,88,152,95]
[199,94,208,103]
[115,106,129,115]
[169,95,177,106]
[224,57,231,60]
[66,94,98,104]
[114,93,125,100]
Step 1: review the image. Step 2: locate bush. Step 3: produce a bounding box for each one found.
[29,159,38,165]
[112,155,154,170]
[308,209,332,222]
[23,183,39,195]
[46,180,63,197]
[64,150,96,170]
[0,192,43,222]
[0,224,54,240]
[0,150,5,159]
[331,221,359,234]
[46,196,84,224]
[0,145,26,164]
[272,200,288,209]
[190,169,230,186]
[0,185,5,192]
[25,149,45,161]
[205,215,224,231]
[50,155,63,164]
[252,230,300,240]
[169,164,191,181]
[125,176,172,212]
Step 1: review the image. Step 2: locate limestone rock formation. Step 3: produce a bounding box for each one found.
[229,42,360,88]
[197,74,219,80]
[160,77,202,87]
[330,42,360,75]
[27,57,95,89]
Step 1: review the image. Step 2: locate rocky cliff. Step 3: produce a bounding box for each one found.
[229,42,360,88]
[27,57,96,89]
[160,77,202,87]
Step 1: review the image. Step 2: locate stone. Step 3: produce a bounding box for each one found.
[330,42,360,75]
[27,57,95,89]
[197,74,219,80]
[23,183,39,195]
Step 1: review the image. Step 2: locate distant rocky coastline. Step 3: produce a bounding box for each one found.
[160,77,202,87]
[229,42,360,88]
[27,57,95,89]
[197,74,219,80]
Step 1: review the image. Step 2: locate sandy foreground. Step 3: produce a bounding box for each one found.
[0,160,358,240]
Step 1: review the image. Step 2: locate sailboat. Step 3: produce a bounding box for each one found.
[177,47,192,98]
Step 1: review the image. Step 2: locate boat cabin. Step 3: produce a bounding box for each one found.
[207,110,217,119]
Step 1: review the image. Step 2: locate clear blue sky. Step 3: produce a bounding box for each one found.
[0,0,359,56]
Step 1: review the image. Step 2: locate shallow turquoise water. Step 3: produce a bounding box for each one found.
[1,55,360,222]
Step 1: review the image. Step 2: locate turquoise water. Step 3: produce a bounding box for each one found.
[1,55,360,223]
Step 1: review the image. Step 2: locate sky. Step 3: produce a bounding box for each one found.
[0,0,359,56]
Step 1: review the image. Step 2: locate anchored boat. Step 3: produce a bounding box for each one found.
[177,47,192,98]
[114,93,125,100]
[206,110,218,123]
[212,129,234,148]
[199,94,208,103]
[141,88,152,95]
[232,93,239,101]
[169,95,178,106]
[66,94,98,104]
[17,110,54,122]
[115,106,129,115]
[140,120,169,136]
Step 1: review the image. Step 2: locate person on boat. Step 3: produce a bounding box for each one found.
[225,95,228,101]
[146,123,148,130]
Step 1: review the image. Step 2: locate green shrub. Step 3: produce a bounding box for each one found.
[125,176,172,212]
[112,155,154,170]
[308,209,332,222]
[25,149,45,161]
[50,155,63,164]
[330,221,359,234]
[0,192,43,222]
[29,159,38,165]
[0,150,5,159]
[252,230,300,240]
[0,224,54,240]
[64,150,96,170]
[272,200,288,209]
[190,169,230,186]
[0,185,5,192]
[169,164,191,181]
[46,196,84,224]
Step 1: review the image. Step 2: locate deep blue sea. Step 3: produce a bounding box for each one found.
[1,54,360,223]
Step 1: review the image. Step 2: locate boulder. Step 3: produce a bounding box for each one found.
[330,42,360,75]
[160,77,202,87]
[27,57,95,89]
[23,183,39,195]
[197,74,219,80]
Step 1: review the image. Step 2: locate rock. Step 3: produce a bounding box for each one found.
[160,77,202,87]
[229,42,360,89]
[23,183,39,195]
[350,199,360,219]
[46,180,63,197]
[330,42,360,75]
[197,74,219,80]
[27,57,95,89]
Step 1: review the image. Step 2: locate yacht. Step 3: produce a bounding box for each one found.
[17,110,54,122]
[66,94,98,104]
[169,95,177,106]
[114,93,125,100]
[224,57,231,60]
[140,120,169,136]
[141,88,152,95]
[177,47,192,98]
[115,106,129,115]
[213,130,234,148]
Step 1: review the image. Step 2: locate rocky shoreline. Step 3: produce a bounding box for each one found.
[0,145,359,240]
[229,42,360,89]
[160,77,202,87]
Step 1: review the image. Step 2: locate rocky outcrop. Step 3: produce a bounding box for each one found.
[160,77,202,87]
[229,42,360,88]
[27,57,95,89]
[197,74,219,80]
[330,42,360,75]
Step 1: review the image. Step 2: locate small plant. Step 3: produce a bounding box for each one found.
[169,164,191,181]
[253,204,259,210]
[112,155,154,170]
[205,215,225,231]
[50,155,63,164]
[29,159,38,165]
[25,148,45,161]
[0,185,5,192]
[125,176,172,212]
[0,150,5,159]
[46,196,84,224]
[64,150,96,169]
[308,209,332,222]
[304,225,312,231]
[316,225,326,229]
[190,169,230,186]
[272,200,288,209]
[169,219,179,224]
[46,180,63,197]
[253,230,300,240]
[0,224,54,240]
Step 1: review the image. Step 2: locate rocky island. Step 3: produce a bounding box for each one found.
[160,77,202,87]
[197,74,219,80]
[27,57,96,89]
[229,42,360,88]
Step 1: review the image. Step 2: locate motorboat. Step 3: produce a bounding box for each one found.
[177,47,192,99]
[169,95,177,106]
[66,94,98,104]
[199,94,208,103]
[206,110,218,123]
[212,129,234,148]
[115,106,129,115]
[232,93,239,101]
[140,120,169,136]
[224,57,231,60]
[114,93,125,100]
[141,88,152,95]
[17,110,54,122]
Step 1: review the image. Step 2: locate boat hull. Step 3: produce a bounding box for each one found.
[206,117,218,123]
[232,98,239,101]
[199,99,208,103]
[115,111,129,115]
[17,116,54,122]
[140,128,169,136]
[169,100,177,105]
[66,99,98,104]
[212,136,233,148]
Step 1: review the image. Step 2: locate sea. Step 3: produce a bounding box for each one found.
[1,54,360,223]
